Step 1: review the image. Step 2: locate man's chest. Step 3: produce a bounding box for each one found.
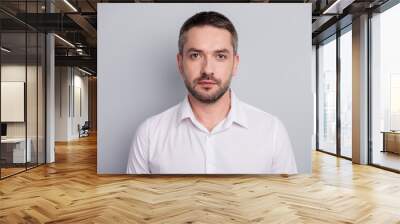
[148,129,275,174]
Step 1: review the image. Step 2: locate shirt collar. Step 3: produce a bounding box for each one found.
[178,89,249,129]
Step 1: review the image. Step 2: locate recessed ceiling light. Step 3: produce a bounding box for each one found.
[322,0,349,15]
[54,34,75,48]
[1,47,11,53]
[63,0,78,12]
[78,67,93,76]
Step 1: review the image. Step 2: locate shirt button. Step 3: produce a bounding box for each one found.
[206,135,211,144]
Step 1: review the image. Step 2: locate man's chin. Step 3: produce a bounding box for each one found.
[192,91,224,104]
[198,89,217,96]
[196,89,217,97]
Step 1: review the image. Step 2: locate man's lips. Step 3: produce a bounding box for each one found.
[198,80,217,85]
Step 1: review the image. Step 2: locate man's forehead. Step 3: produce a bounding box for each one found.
[184,29,233,52]
[185,26,231,39]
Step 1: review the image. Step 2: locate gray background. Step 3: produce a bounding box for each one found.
[98,3,313,174]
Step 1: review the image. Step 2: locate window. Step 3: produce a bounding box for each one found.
[318,36,337,155]
[339,28,352,158]
[370,2,400,171]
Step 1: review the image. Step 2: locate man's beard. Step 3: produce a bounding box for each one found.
[184,73,232,104]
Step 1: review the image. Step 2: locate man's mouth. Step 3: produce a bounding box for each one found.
[198,80,217,85]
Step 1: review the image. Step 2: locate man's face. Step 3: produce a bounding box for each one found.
[177,25,239,104]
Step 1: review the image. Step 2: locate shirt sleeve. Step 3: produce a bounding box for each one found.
[271,118,298,174]
[126,119,150,174]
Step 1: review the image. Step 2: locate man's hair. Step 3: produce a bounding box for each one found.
[178,11,238,55]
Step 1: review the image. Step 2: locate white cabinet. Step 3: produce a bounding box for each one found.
[1,138,32,163]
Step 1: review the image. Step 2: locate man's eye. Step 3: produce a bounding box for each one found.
[216,54,227,60]
[190,53,200,59]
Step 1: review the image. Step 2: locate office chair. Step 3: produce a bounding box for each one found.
[79,121,90,138]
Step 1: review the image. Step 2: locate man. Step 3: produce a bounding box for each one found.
[126,11,297,174]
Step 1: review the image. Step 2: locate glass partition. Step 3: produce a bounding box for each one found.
[0,1,46,179]
[27,31,38,169]
[317,36,337,155]
[0,31,28,177]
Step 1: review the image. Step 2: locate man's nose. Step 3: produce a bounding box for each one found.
[201,55,214,75]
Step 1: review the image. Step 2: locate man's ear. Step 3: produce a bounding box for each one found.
[177,53,184,77]
[232,54,240,76]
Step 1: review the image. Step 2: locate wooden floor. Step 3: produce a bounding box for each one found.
[0,167,26,178]
[373,150,400,171]
[1,163,46,178]
[1,134,400,223]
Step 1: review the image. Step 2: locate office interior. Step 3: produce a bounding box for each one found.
[0,0,399,222]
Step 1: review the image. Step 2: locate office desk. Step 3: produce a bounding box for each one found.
[382,131,400,154]
[1,138,32,163]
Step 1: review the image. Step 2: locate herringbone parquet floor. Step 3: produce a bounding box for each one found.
[1,134,400,223]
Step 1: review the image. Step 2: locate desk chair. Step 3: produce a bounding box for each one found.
[78,121,90,138]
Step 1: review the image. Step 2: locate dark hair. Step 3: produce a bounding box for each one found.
[178,11,238,54]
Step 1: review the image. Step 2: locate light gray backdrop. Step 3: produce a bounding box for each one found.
[98,3,313,174]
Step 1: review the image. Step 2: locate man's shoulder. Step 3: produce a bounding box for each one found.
[239,100,289,141]
[240,101,281,124]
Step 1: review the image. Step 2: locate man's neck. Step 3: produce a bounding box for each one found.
[188,89,231,133]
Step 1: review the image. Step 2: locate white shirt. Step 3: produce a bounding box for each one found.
[126,91,297,174]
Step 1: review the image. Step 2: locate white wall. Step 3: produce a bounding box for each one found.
[72,72,89,138]
[55,66,69,141]
[55,67,89,141]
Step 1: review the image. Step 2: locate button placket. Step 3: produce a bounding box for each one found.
[205,134,216,173]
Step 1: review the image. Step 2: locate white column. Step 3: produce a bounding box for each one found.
[45,1,56,163]
[352,14,369,164]
[46,32,55,163]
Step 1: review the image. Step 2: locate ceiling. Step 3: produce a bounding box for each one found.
[0,0,393,75]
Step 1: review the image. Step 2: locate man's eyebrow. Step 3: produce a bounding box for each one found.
[186,48,202,53]
[214,49,230,54]
[186,48,231,54]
